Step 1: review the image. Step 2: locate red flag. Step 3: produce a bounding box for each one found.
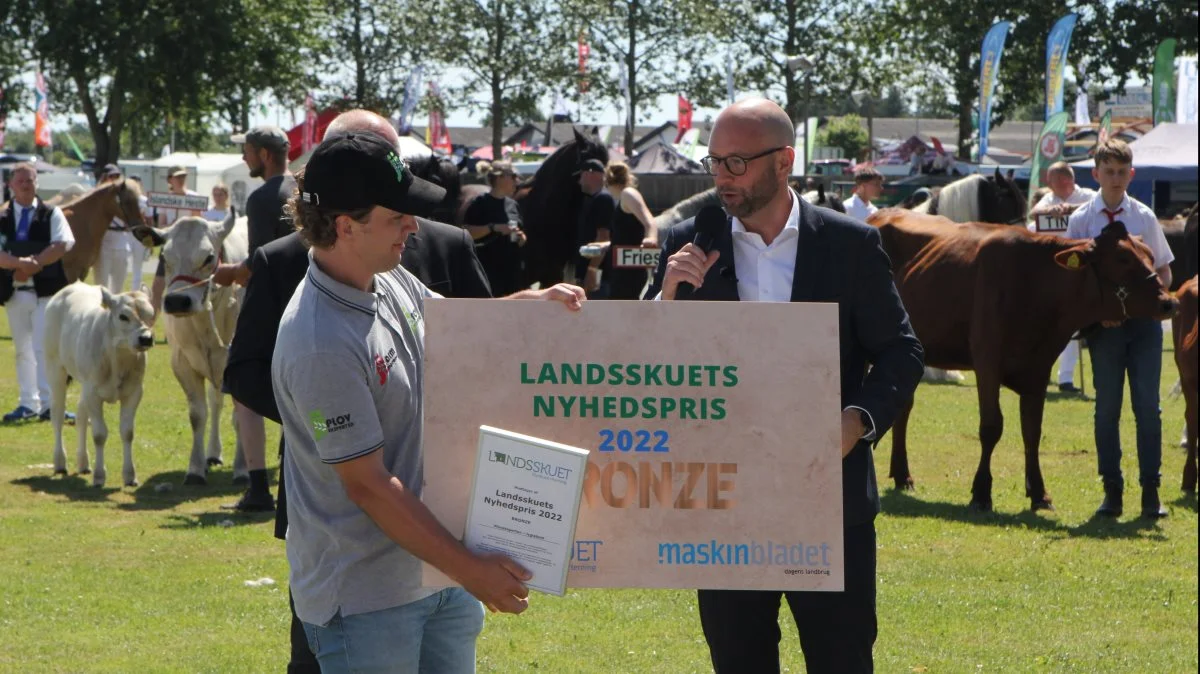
[34,72,52,148]
[426,82,453,154]
[676,95,693,142]
[578,31,590,94]
[303,92,316,154]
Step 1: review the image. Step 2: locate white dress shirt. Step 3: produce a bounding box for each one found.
[1065,192,1174,269]
[1027,186,1096,234]
[730,189,877,440]
[9,198,76,290]
[844,193,878,222]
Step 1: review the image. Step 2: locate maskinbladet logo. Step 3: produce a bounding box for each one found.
[488,450,573,483]
[656,539,833,575]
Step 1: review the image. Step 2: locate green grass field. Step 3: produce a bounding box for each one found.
[0,311,1195,673]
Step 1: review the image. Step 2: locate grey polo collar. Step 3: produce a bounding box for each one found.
[306,250,377,316]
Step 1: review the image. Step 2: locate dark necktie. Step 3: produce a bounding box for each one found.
[1101,207,1124,225]
[15,206,32,241]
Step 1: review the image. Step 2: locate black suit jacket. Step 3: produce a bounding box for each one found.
[645,200,924,526]
[224,218,492,424]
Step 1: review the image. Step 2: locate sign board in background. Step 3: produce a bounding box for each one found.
[1097,85,1152,119]
[146,191,210,212]
[612,246,661,269]
[1035,213,1069,233]
[422,300,844,592]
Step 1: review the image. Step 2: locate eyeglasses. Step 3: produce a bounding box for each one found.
[701,147,787,176]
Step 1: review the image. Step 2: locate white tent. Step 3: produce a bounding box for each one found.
[118,152,262,212]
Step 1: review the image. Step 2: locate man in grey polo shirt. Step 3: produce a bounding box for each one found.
[272,131,585,673]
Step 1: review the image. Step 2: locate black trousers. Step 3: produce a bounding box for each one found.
[698,521,877,674]
[276,434,321,674]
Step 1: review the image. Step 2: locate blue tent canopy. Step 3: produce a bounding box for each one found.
[1073,123,1198,206]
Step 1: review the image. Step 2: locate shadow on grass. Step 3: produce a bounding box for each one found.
[1044,390,1091,403]
[115,467,276,512]
[10,473,124,501]
[1170,492,1197,512]
[881,488,1168,541]
[160,510,275,530]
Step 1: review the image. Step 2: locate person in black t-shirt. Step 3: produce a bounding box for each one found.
[462,161,526,295]
[599,161,658,299]
[574,158,614,291]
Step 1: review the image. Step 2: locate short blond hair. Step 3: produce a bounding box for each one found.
[1094,138,1133,166]
[1046,161,1074,180]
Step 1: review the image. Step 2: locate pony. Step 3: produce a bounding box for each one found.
[801,182,847,213]
[59,179,147,283]
[912,169,1026,226]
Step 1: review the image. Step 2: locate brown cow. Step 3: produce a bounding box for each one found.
[59,180,146,283]
[1174,276,1198,493]
[867,209,1178,511]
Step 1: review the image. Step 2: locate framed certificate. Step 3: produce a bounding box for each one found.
[463,426,589,596]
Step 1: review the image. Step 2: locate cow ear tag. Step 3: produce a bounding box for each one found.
[1066,252,1080,269]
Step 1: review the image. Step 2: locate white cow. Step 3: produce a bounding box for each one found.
[43,283,156,487]
[133,212,248,485]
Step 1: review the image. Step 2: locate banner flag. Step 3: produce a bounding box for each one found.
[978,21,1013,159]
[1044,14,1078,120]
[1152,39,1177,124]
[1027,111,1069,210]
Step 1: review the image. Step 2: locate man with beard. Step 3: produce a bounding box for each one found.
[647,98,923,673]
[214,125,297,512]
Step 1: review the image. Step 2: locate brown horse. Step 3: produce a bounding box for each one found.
[59,180,146,283]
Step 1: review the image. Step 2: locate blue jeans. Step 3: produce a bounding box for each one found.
[1086,318,1164,489]
[302,588,485,674]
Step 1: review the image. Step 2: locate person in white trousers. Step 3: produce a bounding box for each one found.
[94,164,132,293]
[1027,161,1096,395]
[0,163,76,423]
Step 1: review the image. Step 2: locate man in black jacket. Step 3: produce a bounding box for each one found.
[223,111,491,674]
[647,98,923,674]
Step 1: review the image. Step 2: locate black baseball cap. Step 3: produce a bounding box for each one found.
[102,163,121,176]
[574,158,605,175]
[300,132,446,217]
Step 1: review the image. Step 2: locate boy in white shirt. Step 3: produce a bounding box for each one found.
[844,167,882,222]
[1065,139,1174,519]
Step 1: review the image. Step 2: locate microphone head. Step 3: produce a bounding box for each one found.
[692,205,726,252]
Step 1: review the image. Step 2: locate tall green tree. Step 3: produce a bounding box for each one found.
[318,0,432,113]
[565,0,725,153]
[430,0,576,159]
[723,0,907,126]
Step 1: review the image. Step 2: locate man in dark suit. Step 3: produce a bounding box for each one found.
[646,98,924,674]
[223,110,491,674]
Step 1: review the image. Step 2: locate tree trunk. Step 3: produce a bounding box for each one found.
[353,0,366,107]
[623,0,638,154]
[490,1,505,159]
[783,0,800,124]
[955,46,973,161]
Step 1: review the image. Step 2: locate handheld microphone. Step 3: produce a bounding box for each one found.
[675,205,727,299]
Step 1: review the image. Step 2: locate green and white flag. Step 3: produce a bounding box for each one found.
[1152,38,1177,125]
[1028,111,1069,211]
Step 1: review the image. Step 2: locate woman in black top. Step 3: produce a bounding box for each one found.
[462,161,526,295]
[601,162,657,299]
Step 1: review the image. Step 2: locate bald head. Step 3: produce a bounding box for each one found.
[325,109,400,147]
[713,98,795,149]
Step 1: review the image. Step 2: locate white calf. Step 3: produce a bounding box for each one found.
[43,283,155,487]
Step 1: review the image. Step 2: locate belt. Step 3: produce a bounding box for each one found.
[109,226,127,232]
[15,286,36,292]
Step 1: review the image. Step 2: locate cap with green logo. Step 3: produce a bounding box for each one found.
[299,131,447,217]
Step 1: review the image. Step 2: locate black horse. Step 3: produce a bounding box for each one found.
[455,128,609,289]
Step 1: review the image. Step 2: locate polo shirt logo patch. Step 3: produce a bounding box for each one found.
[374,347,399,385]
[309,409,353,440]
[400,305,422,335]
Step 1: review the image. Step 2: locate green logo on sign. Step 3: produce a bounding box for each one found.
[309,409,327,440]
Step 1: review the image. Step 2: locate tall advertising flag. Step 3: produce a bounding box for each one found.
[1152,39,1177,125]
[1027,111,1069,210]
[978,22,1012,160]
[302,92,316,154]
[1177,57,1198,124]
[1044,13,1078,121]
[577,31,590,94]
[676,95,693,143]
[34,72,52,148]
[425,82,452,155]
[1097,109,1112,145]
[398,65,425,135]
